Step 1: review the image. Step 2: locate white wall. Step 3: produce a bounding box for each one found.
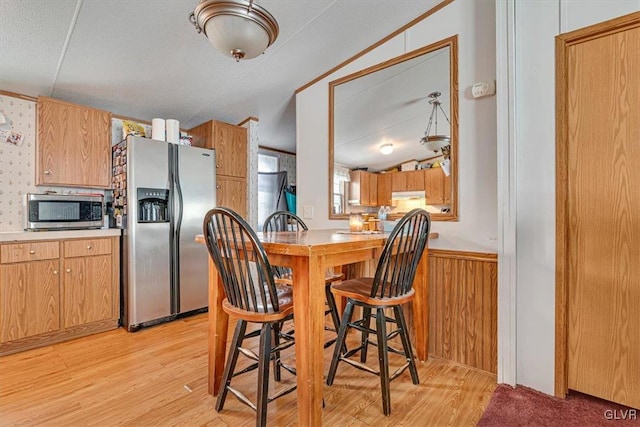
[512,0,639,395]
[297,0,497,253]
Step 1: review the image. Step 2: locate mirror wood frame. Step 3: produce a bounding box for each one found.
[328,35,459,221]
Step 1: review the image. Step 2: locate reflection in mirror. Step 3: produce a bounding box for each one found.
[329,35,458,221]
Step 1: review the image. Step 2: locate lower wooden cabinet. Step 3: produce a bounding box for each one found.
[0,259,60,342]
[0,236,119,356]
[63,255,113,328]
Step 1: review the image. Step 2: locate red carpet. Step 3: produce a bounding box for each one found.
[478,384,639,426]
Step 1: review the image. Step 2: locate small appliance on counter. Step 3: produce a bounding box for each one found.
[23,193,104,230]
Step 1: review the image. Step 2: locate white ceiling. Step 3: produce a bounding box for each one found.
[334,46,450,171]
[0,0,444,153]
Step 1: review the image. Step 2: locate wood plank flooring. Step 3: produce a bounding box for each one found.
[0,313,496,426]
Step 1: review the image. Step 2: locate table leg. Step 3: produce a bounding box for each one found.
[412,248,429,361]
[292,255,325,426]
[208,256,229,396]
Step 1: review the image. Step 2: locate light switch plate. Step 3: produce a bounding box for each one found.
[302,205,314,219]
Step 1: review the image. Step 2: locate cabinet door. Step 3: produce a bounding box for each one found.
[443,174,451,204]
[214,121,247,178]
[217,176,247,218]
[0,260,60,342]
[367,173,378,206]
[424,168,444,205]
[405,170,426,191]
[63,255,113,328]
[37,97,111,188]
[377,173,392,206]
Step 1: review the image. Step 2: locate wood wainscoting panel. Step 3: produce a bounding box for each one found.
[428,250,497,374]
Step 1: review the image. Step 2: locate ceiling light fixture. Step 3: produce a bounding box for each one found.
[379,143,394,155]
[190,0,279,62]
[419,91,451,155]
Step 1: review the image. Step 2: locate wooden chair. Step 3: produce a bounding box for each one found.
[326,208,431,416]
[203,207,296,427]
[262,210,344,348]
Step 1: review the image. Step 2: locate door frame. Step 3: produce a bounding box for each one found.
[555,11,640,398]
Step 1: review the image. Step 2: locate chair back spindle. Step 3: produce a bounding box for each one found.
[203,208,281,314]
[371,209,431,299]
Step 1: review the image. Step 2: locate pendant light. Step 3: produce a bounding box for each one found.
[419,91,451,155]
[190,0,279,62]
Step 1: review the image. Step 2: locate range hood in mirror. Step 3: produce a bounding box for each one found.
[391,191,426,200]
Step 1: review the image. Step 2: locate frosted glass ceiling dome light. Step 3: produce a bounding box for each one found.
[379,143,394,155]
[419,91,451,154]
[190,0,279,62]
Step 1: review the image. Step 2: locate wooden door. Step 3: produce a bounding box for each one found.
[63,255,113,328]
[217,176,247,218]
[559,17,640,409]
[0,260,60,342]
[214,121,247,178]
[37,97,111,188]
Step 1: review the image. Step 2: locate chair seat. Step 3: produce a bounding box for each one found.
[223,284,294,323]
[331,278,415,307]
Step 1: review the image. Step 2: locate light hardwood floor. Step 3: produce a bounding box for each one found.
[0,313,496,426]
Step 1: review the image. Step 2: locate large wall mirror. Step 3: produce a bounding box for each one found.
[329,35,458,221]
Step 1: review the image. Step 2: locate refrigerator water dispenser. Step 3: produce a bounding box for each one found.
[137,188,169,223]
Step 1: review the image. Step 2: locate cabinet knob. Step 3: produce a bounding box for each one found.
[216,164,220,169]
[44,170,52,175]
[86,245,92,250]
[66,268,71,273]
[216,185,220,189]
[29,250,36,254]
[53,270,58,275]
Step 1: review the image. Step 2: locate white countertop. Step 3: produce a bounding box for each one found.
[0,228,121,242]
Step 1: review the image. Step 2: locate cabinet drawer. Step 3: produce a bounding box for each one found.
[64,239,112,258]
[1,242,60,264]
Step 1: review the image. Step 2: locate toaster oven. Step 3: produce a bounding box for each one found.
[23,193,104,230]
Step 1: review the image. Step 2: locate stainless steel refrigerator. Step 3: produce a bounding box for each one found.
[112,136,215,331]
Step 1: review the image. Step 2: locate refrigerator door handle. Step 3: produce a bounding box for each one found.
[174,147,184,301]
[168,145,179,314]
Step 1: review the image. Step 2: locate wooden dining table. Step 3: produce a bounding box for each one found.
[196,229,433,426]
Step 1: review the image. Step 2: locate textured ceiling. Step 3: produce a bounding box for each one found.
[0,0,444,152]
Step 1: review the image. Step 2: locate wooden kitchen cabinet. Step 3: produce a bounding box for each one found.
[349,170,378,207]
[216,176,247,217]
[63,239,115,328]
[377,173,393,206]
[392,170,425,192]
[37,97,112,188]
[0,259,60,343]
[189,119,248,216]
[0,236,119,356]
[424,168,445,205]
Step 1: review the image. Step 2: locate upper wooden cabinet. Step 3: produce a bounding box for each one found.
[422,167,451,205]
[349,170,378,207]
[37,97,112,188]
[188,119,248,217]
[377,173,392,206]
[392,170,425,192]
[189,120,247,178]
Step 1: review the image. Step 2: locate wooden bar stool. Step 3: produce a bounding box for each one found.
[203,207,297,427]
[326,208,431,416]
[263,210,344,348]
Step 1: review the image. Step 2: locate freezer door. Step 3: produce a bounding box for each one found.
[175,144,216,313]
[125,137,172,327]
